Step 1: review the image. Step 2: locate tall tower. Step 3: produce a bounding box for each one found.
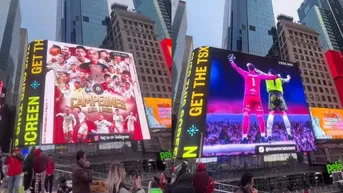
[0,0,21,105]
[58,0,109,47]
[172,1,187,101]
[298,0,343,52]
[133,0,171,40]
[223,0,275,57]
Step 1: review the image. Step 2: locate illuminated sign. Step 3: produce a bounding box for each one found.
[160,38,172,76]
[15,40,45,146]
[255,145,297,154]
[159,151,172,160]
[173,47,316,158]
[326,160,342,174]
[310,108,343,139]
[15,40,150,146]
[144,97,171,129]
[173,46,210,159]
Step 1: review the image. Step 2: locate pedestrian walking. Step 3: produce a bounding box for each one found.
[72,150,92,193]
[4,148,23,193]
[33,149,48,193]
[45,154,55,193]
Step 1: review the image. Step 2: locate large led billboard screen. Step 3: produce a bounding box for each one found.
[144,97,172,129]
[15,40,150,146]
[310,107,343,139]
[173,47,316,159]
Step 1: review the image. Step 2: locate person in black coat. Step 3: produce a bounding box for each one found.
[171,173,195,193]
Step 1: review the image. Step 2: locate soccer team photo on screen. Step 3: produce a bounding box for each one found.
[40,41,150,144]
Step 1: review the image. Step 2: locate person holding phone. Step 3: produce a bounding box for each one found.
[236,173,258,193]
[4,148,23,193]
[72,150,93,193]
[106,162,145,193]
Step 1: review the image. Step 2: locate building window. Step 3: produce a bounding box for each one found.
[307,85,312,91]
[83,16,89,22]
[102,20,106,26]
[249,25,256,31]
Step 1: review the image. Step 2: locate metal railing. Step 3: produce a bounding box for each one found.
[214,182,269,193]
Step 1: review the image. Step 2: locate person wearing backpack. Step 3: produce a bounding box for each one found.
[236,173,257,193]
[193,163,209,193]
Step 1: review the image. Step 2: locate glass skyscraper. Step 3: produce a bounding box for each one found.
[171,1,187,100]
[298,0,343,52]
[224,0,275,57]
[133,0,171,40]
[57,0,109,47]
[0,0,21,105]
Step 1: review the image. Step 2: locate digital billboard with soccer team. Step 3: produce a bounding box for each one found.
[310,107,343,140]
[15,40,150,147]
[173,47,316,159]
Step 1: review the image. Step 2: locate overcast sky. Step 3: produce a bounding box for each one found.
[186,0,303,49]
[20,0,303,46]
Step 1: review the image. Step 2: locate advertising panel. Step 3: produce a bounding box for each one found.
[144,97,172,129]
[15,40,150,146]
[160,38,172,76]
[173,47,316,158]
[310,107,343,139]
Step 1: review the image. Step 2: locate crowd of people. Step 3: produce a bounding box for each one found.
[204,120,316,152]
[0,147,55,193]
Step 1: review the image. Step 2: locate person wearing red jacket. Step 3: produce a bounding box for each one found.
[4,148,23,193]
[193,163,210,193]
[45,154,55,193]
[33,148,48,193]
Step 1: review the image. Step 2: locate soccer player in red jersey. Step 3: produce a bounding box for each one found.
[228,54,277,143]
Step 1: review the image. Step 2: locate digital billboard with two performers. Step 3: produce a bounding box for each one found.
[173,47,316,158]
[310,108,343,140]
[15,40,150,146]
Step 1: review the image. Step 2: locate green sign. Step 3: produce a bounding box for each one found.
[160,151,172,160]
[326,160,342,174]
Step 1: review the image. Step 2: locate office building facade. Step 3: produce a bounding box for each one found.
[108,4,172,99]
[301,6,340,51]
[13,28,28,105]
[298,0,343,52]
[173,35,193,114]
[103,3,172,152]
[325,50,343,107]
[222,0,231,49]
[58,0,109,47]
[277,15,341,109]
[172,1,187,100]
[0,0,21,106]
[171,0,180,24]
[133,0,171,40]
[224,0,275,57]
[0,0,22,151]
